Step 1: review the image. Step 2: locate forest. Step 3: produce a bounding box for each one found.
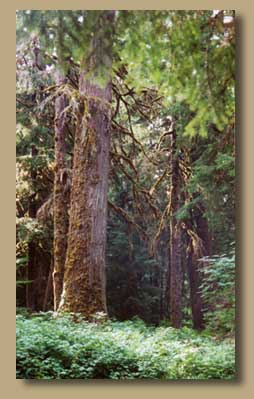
[16,10,235,380]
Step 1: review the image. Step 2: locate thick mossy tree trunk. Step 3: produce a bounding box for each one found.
[58,11,114,317]
[169,129,184,328]
[53,73,69,311]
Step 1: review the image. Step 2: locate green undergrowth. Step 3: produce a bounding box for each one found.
[16,311,235,380]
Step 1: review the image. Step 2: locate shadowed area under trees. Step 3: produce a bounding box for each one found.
[16,10,235,379]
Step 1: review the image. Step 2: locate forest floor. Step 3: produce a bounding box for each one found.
[16,310,235,380]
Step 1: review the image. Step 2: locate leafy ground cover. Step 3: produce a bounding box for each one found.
[16,311,235,380]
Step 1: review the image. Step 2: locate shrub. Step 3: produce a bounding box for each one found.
[199,247,235,336]
[16,312,235,380]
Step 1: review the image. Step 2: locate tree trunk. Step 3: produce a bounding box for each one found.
[26,145,38,310]
[194,203,212,314]
[43,258,54,311]
[52,73,69,311]
[195,204,211,256]
[170,223,183,327]
[169,128,184,328]
[58,11,114,317]
[186,235,204,330]
[184,201,210,330]
[26,240,37,310]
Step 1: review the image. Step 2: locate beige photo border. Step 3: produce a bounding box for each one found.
[1,0,253,397]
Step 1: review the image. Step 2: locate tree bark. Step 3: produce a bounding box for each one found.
[58,11,114,317]
[52,73,69,311]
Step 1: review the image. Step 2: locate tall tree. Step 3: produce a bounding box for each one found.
[26,144,38,310]
[52,71,69,311]
[25,40,47,310]
[184,213,207,331]
[58,11,115,317]
[168,126,184,328]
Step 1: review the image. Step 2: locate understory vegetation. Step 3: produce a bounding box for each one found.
[16,312,235,380]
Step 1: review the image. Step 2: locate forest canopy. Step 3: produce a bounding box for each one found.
[16,10,235,380]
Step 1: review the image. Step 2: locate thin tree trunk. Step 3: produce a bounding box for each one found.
[195,204,211,256]
[186,235,204,330]
[26,44,47,311]
[52,73,69,311]
[170,224,183,327]
[26,145,38,310]
[169,128,184,328]
[43,258,54,311]
[58,12,115,317]
[194,203,212,314]
[183,201,210,330]
[26,241,37,309]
